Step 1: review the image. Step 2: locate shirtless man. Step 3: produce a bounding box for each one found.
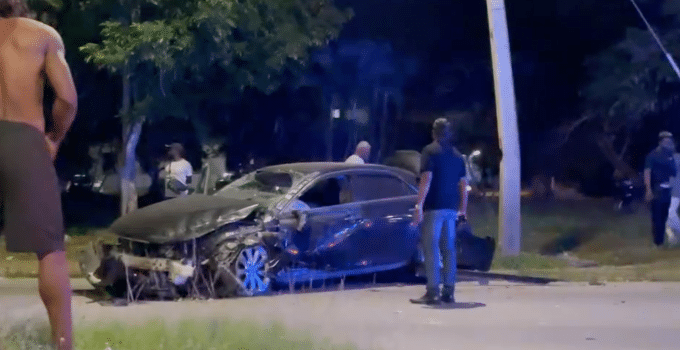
[0,1,77,349]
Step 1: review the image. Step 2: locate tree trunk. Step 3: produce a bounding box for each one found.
[202,153,226,194]
[394,94,403,155]
[192,114,228,194]
[596,134,637,179]
[119,63,143,216]
[88,145,104,181]
[378,90,389,163]
[190,105,210,145]
[121,121,143,215]
[119,63,131,216]
[324,89,333,161]
[344,99,358,159]
[119,5,143,216]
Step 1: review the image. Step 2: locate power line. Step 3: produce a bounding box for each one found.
[628,0,680,79]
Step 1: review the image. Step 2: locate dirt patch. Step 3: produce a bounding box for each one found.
[538,227,600,255]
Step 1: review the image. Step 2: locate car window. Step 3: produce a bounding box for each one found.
[220,171,293,195]
[298,175,353,208]
[352,173,415,202]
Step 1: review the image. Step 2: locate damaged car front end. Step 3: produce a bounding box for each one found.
[79,170,311,301]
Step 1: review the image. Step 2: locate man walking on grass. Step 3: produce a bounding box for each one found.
[644,131,676,247]
[411,118,468,305]
[0,1,77,348]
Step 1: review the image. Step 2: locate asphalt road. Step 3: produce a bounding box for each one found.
[1,277,679,350]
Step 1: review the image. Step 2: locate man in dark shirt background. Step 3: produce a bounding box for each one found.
[644,131,677,247]
[411,118,468,305]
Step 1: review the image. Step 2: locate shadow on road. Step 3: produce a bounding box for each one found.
[426,302,486,310]
[70,267,514,305]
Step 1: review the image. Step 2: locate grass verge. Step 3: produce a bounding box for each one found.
[2,198,680,282]
[0,319,358,350]
[492,255,680,283]
[0,229,112,278]
[471,198,680,282]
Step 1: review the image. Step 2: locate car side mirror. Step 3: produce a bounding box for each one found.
[278,210,307,232]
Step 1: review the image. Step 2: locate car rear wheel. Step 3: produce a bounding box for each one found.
[233,245,271,296]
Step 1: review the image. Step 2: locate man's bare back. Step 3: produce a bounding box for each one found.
[0,11,77,349]
[0,17,76,141]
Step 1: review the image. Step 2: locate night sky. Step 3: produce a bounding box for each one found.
[335,0,643,88]
[329,0,644,138]
[338,0,639,55]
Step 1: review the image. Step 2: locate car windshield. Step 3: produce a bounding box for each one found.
[217,170,301,196]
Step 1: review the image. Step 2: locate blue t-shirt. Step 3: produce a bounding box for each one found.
[645,147,676,192]
[420,141,467,211]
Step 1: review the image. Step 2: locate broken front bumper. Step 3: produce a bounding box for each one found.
[79,240,195,288]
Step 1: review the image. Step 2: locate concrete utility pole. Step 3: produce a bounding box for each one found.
[485,0,521,256]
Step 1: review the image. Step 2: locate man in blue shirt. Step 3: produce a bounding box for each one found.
[644,131,677,246]
[411,118,468,305]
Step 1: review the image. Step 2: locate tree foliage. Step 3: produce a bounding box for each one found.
[570,0,680,176]
[79,0,353,125]
[581,0,680,127]
[80,19,193,71]
[582,27,678,132]
[75,0,351,213]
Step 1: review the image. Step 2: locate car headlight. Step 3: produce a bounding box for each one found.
[216,204,259,225]
[213,223,261,241]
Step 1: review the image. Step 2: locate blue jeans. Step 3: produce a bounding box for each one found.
[651,188,671,246]
[421,209,457,292]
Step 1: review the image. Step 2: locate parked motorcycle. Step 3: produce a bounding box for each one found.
[614,178,637,213]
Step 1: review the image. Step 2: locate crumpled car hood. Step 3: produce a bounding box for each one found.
[109,195,262,244]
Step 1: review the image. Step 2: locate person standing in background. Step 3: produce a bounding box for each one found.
[161,142,193,199]
[644,131,676,247]
[667,146,680,245]
[345,141,371,164]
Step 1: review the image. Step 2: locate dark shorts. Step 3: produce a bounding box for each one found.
[0,121,64,254]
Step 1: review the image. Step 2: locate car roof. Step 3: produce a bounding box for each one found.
[259,162,417,182]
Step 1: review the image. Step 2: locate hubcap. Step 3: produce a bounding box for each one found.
[234,246,270,295]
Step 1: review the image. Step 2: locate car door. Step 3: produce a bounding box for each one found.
[289,172,365,270]
[349,171,419,267]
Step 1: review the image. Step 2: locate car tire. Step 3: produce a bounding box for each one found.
[478,237,496,272]
[234,245,272,296]
[214,244,272,297]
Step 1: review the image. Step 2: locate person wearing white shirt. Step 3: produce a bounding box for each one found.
[345,141,371,164]
[162,143,193,199]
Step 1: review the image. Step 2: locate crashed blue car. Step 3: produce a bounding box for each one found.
[79,162,495,300]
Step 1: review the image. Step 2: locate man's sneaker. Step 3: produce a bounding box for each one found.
[441,285,455,304]
[409,291,440,305]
